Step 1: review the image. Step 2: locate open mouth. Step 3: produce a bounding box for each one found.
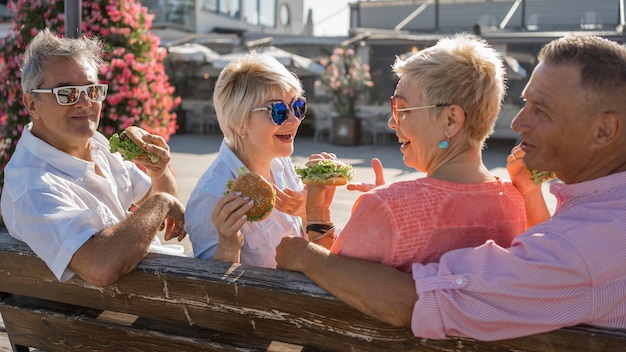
[397,136,410,149]
[276,133,294,142]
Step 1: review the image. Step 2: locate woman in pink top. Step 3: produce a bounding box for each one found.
[302,34,526,271]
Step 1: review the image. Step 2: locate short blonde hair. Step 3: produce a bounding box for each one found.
[213,51,304,151]
[392,34,505,147]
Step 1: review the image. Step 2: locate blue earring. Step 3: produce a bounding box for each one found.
[438,135,450,149]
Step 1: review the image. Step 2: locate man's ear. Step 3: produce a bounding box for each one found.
[22,93,38,120]
[593,112,621,148]
[446,104,466,138]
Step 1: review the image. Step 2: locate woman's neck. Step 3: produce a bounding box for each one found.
[234,147,274,183]
[427,147,495,183]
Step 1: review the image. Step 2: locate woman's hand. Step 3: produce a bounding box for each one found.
[274,187,306,219]
[347,158,385,192]
[211,192,254,263]
[306,183,336,223]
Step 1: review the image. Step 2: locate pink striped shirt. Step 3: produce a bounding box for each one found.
[331,177,526,272]
[411,171,626,340]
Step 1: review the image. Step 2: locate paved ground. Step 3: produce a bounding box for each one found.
[0,133,557,350]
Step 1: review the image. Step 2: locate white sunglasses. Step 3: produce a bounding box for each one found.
[31,84,108,105]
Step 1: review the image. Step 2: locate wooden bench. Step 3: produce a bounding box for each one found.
[0,226,625,352]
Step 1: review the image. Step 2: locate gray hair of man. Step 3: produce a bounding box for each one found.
[21,28,104,97]
[538,34,626,114]
[213,51,304,152]
[392,33,506,149]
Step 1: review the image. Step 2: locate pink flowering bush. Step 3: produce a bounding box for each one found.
[0,0,181,188]
[317,47,374,118]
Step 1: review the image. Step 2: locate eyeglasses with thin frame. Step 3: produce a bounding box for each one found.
[31,84,108,106]
[250,97,307,126]
[390,96,450,124]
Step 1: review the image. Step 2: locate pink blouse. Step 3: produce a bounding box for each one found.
[331,177,526,272]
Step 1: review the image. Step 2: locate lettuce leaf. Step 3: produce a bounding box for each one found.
[109,133,159,162]
[529,170,556,185]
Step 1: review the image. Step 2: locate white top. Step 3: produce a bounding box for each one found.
[185,140,305,268]
[1,123,158,281]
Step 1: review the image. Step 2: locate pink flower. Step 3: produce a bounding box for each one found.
[0,0,180,188]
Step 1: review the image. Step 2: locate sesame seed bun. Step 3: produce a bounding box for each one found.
[229,172,276,222]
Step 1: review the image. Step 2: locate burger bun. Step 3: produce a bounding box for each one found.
[229,172,276,222]
[123,126,150,158]
[302,176,347,186]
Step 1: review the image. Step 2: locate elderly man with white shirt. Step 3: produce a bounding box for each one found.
[0,29,186,287]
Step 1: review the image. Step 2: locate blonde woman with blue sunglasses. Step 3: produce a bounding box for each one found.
[185,52,308,268]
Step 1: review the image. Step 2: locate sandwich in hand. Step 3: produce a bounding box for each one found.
[529,170,556,185]
[295,157,354,186]
[109,126,159,162]
[225,167,276,222]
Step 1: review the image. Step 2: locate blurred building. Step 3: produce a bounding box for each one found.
[139,0,625,139]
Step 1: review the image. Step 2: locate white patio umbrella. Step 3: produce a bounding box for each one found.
[166,43,221,64]
[213,46,324,78]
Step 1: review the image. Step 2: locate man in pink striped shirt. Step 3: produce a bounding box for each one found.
[275,34,626,340]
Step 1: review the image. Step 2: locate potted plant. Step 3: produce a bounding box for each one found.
[318,47,373,145]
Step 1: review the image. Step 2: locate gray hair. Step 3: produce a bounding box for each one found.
[538,34,626,112]
[21,28,104,94]
[213,51,304,152]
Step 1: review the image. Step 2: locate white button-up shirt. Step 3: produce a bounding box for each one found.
[1,123,151,281]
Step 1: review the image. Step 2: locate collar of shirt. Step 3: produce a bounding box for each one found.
[21,123,94,180]
[218,139,287,184]
[551,171,626,209]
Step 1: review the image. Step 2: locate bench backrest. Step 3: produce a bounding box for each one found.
[1,228,625,351]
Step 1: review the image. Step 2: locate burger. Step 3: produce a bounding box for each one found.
[295,158,354,186]
[109,126,159,162]
[225,168,276,222]
[529,170,556,185]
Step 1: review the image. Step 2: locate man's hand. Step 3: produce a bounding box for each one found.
[162,196,186,242]
[134,133,171,177]
[347,158,385,192]
[506,144,539,197]
[276,236,325,272]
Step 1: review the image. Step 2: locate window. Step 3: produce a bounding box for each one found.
[259,0,276,27]
[242,0,258,25]
[242,0,276,27]
[219,0,240,17]
[202,0,217,11]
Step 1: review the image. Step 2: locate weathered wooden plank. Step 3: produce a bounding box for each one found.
[1,228,625,352]
[0,296,288,352]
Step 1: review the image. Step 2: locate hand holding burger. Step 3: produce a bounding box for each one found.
[225,168,276,222]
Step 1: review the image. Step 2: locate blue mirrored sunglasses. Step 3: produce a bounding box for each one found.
[250,97,307,126]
